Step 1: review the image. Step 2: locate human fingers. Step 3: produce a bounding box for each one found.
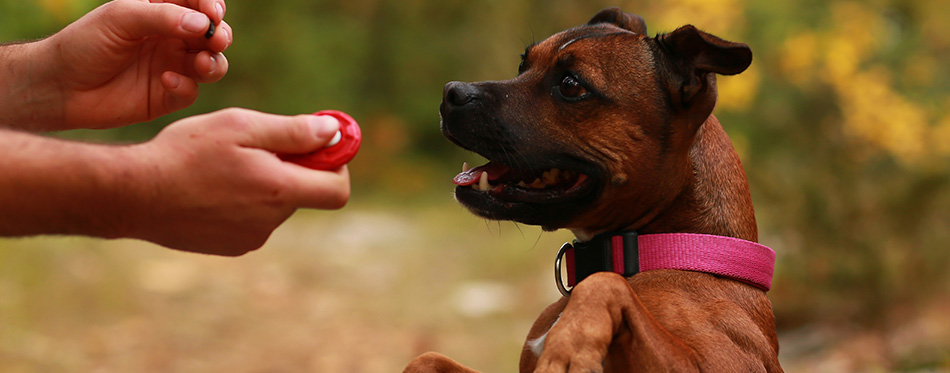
[205,20,232,53]
[285,165,351,210]
[215,109,341,154]
[100,0,213,42]
[152,0,227,25]
[187,51,229,83]
[160,71,200,115]
[185,19,231,53]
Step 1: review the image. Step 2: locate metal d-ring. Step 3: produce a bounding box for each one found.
[555,242,573,297]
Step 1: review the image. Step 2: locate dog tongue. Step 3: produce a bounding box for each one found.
[453,162,510,186]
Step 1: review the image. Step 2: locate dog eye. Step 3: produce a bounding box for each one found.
[558,74,589,99]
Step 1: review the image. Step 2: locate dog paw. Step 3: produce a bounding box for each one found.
[532,323,610,372]
[534,352,605,373]
[403,352,480,373]
[530,274,627,372]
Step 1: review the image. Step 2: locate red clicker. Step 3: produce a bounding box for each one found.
[280,110,362,170]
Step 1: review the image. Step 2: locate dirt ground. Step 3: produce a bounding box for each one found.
[2,201,948,372]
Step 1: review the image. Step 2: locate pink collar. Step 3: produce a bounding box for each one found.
[555,232,775,296]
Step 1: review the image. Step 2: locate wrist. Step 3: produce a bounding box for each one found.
[54,141,145,239]
[0,39,62,131]
[87,144,158,239]
[108,138,212,251]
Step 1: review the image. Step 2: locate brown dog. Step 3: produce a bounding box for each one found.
[405,7,782,372]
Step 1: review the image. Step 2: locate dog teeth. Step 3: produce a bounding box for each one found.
[468,171,492,192]
[509,168,580,190]
[470,167,582,191]
[543,170,558,184]
[478,171,491,191]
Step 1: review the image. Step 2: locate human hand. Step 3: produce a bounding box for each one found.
[31,0,233,130]
[122,108,351,256]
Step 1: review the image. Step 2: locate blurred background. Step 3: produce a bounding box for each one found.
[2,0,949,371]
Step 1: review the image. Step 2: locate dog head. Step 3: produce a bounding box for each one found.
[441,7,752,234]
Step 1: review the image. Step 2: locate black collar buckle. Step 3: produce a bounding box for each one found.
[555,230,639,296]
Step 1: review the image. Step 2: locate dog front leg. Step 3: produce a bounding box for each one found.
[533,272,699,372]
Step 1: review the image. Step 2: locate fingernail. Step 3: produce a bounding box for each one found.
[309,115,340,139]
[208,54,217,74]
[215,2,225,21]
[182,12,208,34]
[327,130,343,146]
[167,74,181,89]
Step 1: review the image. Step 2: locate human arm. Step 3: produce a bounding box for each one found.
[0,108,349,256]
[0,0,233,131]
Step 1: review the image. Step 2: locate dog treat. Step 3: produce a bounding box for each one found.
[278,110,362,170]
[205,17,216,39]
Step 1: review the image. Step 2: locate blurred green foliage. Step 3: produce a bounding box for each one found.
[3,0,950,367]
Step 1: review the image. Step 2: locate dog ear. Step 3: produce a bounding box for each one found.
[588,7,647,35]
[658,25,751,76]
[657,25,752,106]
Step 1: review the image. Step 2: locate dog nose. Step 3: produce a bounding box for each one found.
[444,81,479,107]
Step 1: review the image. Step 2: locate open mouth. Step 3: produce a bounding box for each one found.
[453,161,594,204]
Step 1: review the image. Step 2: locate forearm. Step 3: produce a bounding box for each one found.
[0,40,61,131]
[0,129,141,238]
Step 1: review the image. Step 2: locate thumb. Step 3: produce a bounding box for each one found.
[230,111,341,154]
[94,0,213,42]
